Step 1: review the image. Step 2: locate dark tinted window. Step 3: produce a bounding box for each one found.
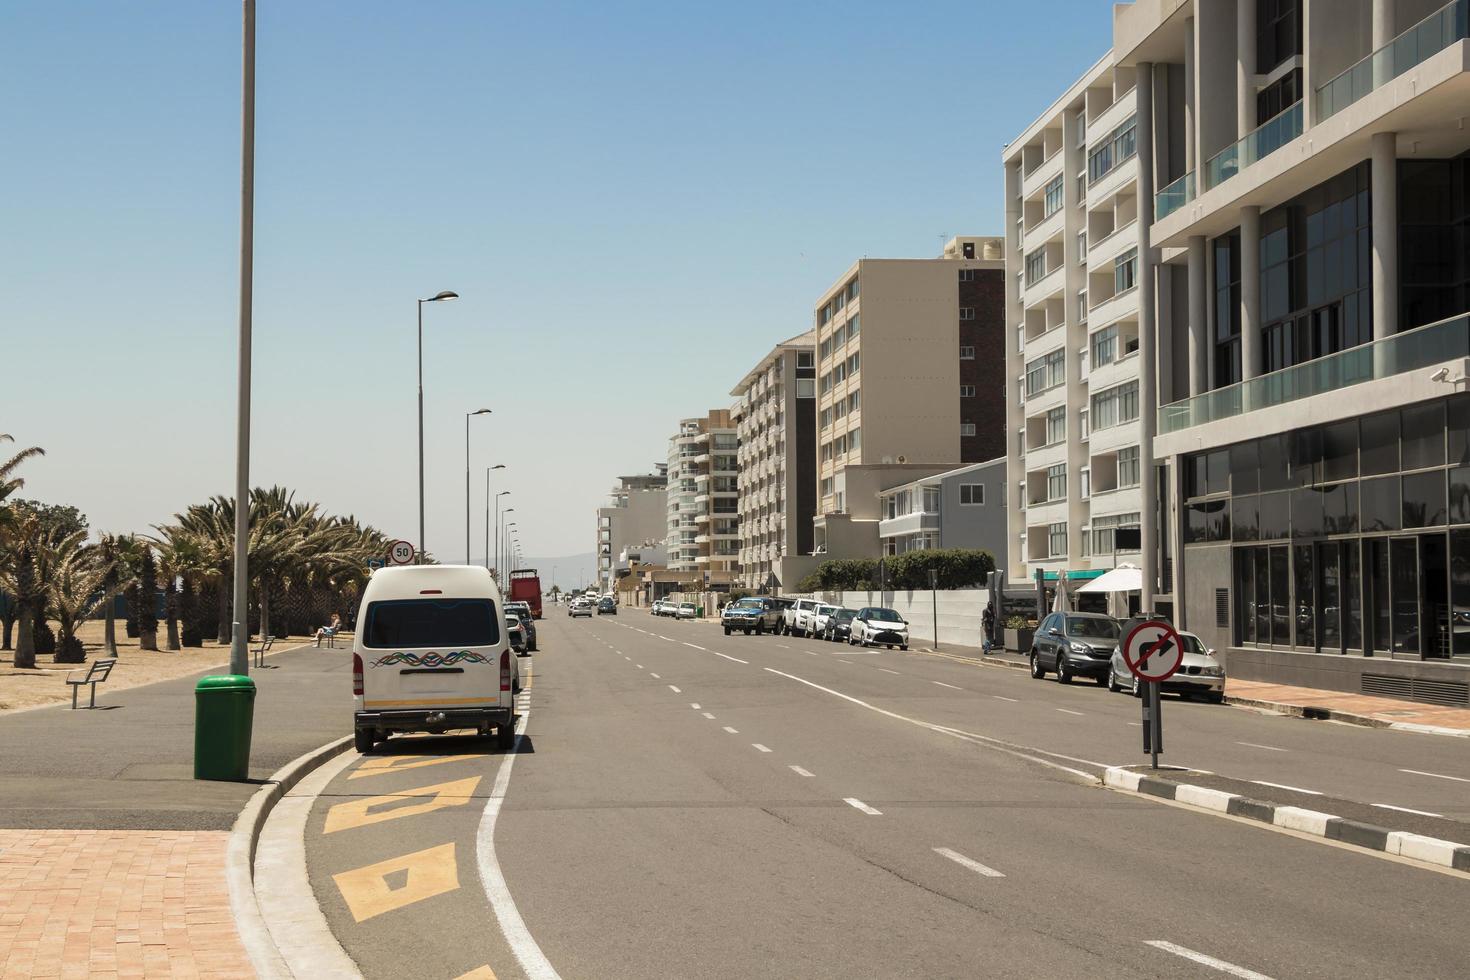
[1403,470,1447,528]
[363,598,499,649]
[1321,420,1358,482]
[1401,402,1445,470]
[1360,412,1399,475]
[1230,442,1260,493]
[1360,476,1400,532]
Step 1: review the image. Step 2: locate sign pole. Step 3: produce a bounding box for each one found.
[1122,618,1181,771]
[929,567,939,650]
[1149,680,1162,769]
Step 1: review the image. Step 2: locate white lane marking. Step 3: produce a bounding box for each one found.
[789,765,815,777]
[991,695,1019,703]
[776,644,792,650]
[1056,708,1085,716]
[1372,802,1445,818]
[690,703,701,710]
[682,642,707,651]
[650,673,660,679]
[668,685,681,693]
[475,705,562,980]
[722,726,739,734]
[933,847,1005,878]
[844,798,882,816]
[877,668,901,675]
[702,712,716,719]
[713,652,749,664]
[1143,940,1274,979]
[806,651,819,656]
[1127,721,1142,727]
[635,664,643,669]
[1236,741,1287,752]
[1400,768,1470,784]
[932,681,963,690]
[763,668,1102,780]
[752,743,772,753]
[1251,780,1322,796]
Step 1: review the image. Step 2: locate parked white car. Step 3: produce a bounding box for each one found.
[1107,629,1225,702]
[850,607,910,650]
[782,598,821,637]
[677,602,697,620]
[809,604,839,638]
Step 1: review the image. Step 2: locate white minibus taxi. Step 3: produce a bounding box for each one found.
[352,565,520,753]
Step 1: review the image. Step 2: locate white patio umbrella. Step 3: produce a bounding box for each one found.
[1051,575,1071,613]
[1077,563,1140,620]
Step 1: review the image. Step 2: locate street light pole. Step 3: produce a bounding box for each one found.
[494,494,510,586]
[484,466,505,570]
[465,409,491,564]
[230,0,255,677]
[416,290,458,564]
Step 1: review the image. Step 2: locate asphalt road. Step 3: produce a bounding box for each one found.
[298,608,1468,979]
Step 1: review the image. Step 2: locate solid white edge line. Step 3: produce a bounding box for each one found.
[843,797,882,815]
[1251,780,1322,796]
[789,765,815,777]
[1399,768,1470,783]
[1371,802,1445,818]
[933,847,1005,878]
[1236,741,1288,752]
[1144,940,1274,979]
[475,706,561,980]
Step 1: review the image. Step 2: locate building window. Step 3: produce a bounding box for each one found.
[1025,348,1066,396]
[848,391,860,412]
[848,314,860,337]
[1077,230,1088,258]
[1092,513,1140,555]
[1087,115,1137,184]
[1080,409,1089,441]
[959,268,978,282]
[959,306,975,321]
[1078,289,1088,322]
[961,422,977,437]
[960,484,984,505]
[797,351,813,368]
[820,407,832,429]
[1117,446,1141,487]
[1214,230,1243,387]
[1080,467,1091,499]
[1046,407,1066,445]
[923,486,941,513]
[1090,324,1118,367]
[960,384,976,398]
[848,428,860,452]
[1090,380,1139,430]
[1043,173,1064,217]
[1047,464,1067,501]
[1025,247,1048,286]
[819,337,832,361]
[847,278,859,302]
[1256,0,1302,75]
[847,352,860,375]
[960,345,976,359]
[1114,247,1138,294]
[1048,522,1068,557]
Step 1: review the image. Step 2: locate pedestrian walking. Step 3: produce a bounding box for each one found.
[981,602,995,654]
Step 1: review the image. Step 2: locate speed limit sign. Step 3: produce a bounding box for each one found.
[387,540,416,565]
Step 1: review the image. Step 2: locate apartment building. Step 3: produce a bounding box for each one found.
[730,330,818,591]
[877,458,1008,560]
[813,236,1007,560]
[595,468,667,591]
[1010,0,1470,701]
[665,410,739,588]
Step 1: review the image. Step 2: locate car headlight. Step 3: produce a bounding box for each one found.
[1069,642,1091,654]
[1201,665,1224,677]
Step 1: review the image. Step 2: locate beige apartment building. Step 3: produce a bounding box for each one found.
[730,330,818,592]
[665,410,739,588]
[813,236,1007,559]
[595,468,667,592]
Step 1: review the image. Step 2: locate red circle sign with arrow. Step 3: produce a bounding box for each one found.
[1121,619,1184,682]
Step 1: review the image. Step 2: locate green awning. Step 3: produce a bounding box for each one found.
[1039,569,1109,582]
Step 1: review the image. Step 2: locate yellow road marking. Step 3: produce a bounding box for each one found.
[348,754,487,780]
[324,776,483,834]
[454,968,497,980]
[333,842,460,922]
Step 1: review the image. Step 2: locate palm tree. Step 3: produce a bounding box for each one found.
[135,546,159,651]
[0,433,44,651]
[46,531,117,663]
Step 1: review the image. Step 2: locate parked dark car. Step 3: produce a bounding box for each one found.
[722,598,765,634]
[823,608,858,642]
[1029,611,1120,685]
[507,604,537,651]
[597,597,617,615]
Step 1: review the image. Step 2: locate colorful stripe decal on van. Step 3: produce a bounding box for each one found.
[369,651,491,668]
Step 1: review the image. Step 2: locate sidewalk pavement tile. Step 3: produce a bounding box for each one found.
[1226,678,1470,733]
[0,829,251,979]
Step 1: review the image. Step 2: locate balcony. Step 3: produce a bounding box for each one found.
[1316,0,1468,121]
[1158,312,1470,434]
[1201,101,1302,193]
[1154,171,1194,221]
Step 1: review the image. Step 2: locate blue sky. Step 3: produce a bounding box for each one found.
[1,1,1113,561]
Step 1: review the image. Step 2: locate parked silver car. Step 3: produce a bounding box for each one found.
[1107,629,1225,702]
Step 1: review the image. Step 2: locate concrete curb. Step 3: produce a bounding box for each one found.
[226,735,354,979]
[1102,766,1470,872]
[1224,694,1470,739]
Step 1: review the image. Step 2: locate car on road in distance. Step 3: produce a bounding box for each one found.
[809,603,839,638]
[1029,611,1120,685]
[597,597,617,615]
[652,599,672,616]
[782,598,821,636]
[677,602,697,620]
[823,607,857,642]
[506,614,527,655]
[850,607,910,649]
[722,598,765,634]
[569,599,592,618]
[1107,628,1225,701]
[505,602,538,652]
[352,564,519,753]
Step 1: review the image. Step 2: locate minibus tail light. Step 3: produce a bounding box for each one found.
[352,654,364,695]
[500,648,511,692]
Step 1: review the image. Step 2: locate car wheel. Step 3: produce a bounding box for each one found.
[496,720,516,750]
[1029,651,1044,679]
[354,728,375,754]
[900,644,908,651]
[724,627,731,635]
[1207,692,1225,705]
[1107,667,1121,693]
[1055,656,1071,684]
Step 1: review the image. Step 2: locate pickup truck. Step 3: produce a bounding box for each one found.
[782,598,822,637]
[721,599,764,635]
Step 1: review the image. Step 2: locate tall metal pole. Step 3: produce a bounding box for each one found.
[229,0,256,677]
[417,299,425,564]
[465,414,471,565]
[484,469,491,570]
[494,494,501,586]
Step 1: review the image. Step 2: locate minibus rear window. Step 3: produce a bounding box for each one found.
[361,598,500,649]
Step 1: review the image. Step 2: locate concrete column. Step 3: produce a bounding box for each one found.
[1237,0,1257,138]
[1184,16,1197,171]
[1372,131,1399,340]
[1372,0,1395,49]
[1187,236,1208,395]
[1240,205,1262,381]
[1136,62,1159,611]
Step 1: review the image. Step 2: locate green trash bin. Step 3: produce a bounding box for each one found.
[194,674,256,781]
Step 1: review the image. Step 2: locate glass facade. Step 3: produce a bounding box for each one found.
[1185,395,1470,661]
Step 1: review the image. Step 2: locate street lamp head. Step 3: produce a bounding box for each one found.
[470,408,492,417]
[497,489,511,496]
[425,290,459,302]
[490,464,506,471]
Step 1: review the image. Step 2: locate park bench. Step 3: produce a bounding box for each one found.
[253,634,274,669]
[65,658,117,709]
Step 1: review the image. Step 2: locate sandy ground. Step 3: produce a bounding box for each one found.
[0,620,340,713]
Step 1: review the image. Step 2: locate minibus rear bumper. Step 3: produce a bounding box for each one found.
[356,706,513,735]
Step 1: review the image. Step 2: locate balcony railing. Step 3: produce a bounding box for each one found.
[1315,0,1468,121]
[1201,101,1302,192]
[1158,312,1470,433]
[1154,171,1195,220]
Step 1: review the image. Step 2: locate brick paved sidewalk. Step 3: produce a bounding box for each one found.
[0,830,250,979]
[1227,677,1470,734]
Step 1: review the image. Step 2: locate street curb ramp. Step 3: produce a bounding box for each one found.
[226,735,354,979]
[1103,766,1470,872]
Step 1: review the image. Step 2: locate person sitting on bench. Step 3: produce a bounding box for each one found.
[314,613,342,648]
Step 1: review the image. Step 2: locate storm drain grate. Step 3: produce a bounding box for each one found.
[1361,673,1469,707]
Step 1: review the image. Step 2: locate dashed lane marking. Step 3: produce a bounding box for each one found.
[933,847,1005,878]
[991,695,1019,703]
[702,712,716,719]
[723,726,739,734]
[669,685,681,693]
[636,664,643,669]
[932,681,963,690]
[752,744,772,753]
[650,672,660,678]
[789,766,815,777]
[1056,708,1085,716]
[690,703,701,710]
[1143,941,1274,979]
[843,798,882,815]
[1236,742,1287,752]
[877,668,901,675]
[682,642,707,651]
[714,652,749,664]
[1251,780,1322,796]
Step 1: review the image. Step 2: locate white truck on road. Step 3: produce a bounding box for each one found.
[782,597,821,637]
